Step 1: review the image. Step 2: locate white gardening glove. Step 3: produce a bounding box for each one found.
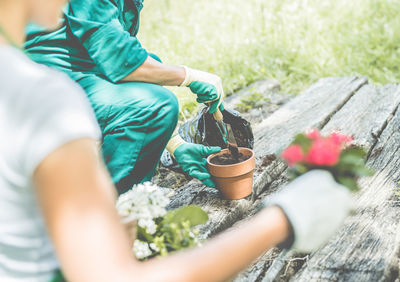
[180,66,224,114]
[263,170,352,253]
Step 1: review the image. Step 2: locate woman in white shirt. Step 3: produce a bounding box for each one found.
[0,0,351,281]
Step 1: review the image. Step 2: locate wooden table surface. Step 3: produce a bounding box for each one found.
[167,77,400,282]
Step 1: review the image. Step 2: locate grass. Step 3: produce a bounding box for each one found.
[138,0,400,117]
[236,90,270,112]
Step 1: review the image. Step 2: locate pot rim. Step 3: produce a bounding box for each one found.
[207,147,255,168]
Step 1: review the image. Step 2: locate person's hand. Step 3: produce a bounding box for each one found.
[174,143,221,187]
[180,66,224,114]
[166,134,221,187]
[262,170,352,253]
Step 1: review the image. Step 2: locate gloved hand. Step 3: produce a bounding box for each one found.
[180,66,224,114]
[166,134,221,187]
[262,170,352,253]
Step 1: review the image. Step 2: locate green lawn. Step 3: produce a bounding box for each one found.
[139,0,400,117]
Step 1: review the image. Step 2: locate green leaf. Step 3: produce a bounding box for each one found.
[162,205,209,227]
[293,163,310,174]
[337,176,359,192]
[351,166,374,177]
[340,147,367,162]
[292,133,312,152]
[137,225,155,242]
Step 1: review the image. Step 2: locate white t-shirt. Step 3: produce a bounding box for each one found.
[0,46,101,281]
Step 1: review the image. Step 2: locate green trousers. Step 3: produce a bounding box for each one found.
[72,71,179,194]
[50,270,65,282]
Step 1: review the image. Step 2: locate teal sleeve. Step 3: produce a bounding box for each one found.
[66,1,148,82]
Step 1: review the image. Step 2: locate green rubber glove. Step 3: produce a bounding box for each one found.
[180,66,224,114]
[174,143,221,187]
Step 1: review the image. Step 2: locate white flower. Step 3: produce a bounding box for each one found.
[142,181,157,192]
[133,240,152,260]
[116,182,170,219]
[149,243,159,252]
[138,218,157,235]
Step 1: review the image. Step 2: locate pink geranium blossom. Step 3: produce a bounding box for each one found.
[305,138,341,166]
[306,129,321,140]
[282,145,305,166]
[329,132,353,146]
[280,129,371,192]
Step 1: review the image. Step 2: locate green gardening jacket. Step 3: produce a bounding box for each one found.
[26,0,149,83]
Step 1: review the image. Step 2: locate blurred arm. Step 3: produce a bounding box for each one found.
[120,56,186,85]
[141,206,289,281]
[34,138,137,282]
[34,138,289,282]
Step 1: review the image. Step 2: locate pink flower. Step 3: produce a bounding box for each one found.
[305,139,341,166]
[306,129,321,140]
[282,145,305,166]
[329,132,353,146]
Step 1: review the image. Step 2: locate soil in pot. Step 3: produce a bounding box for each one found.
[210,151,251,165]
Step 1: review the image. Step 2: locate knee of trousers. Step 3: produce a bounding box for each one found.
[110,84,179,137]
[94,82,180,152]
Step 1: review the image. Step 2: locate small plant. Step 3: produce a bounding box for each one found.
[281,129,374,192]
[116,182,208,260]
[237,89,270,112]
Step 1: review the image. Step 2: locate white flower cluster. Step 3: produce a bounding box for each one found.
[117,182,170,216]
[116,182,172,234]
[133,240,152,260]
[132,240,161,260]
[116,182,174,259]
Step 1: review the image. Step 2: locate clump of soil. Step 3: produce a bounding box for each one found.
[262,154,277,166]
[211,152,251,165]
[228,142,240,160]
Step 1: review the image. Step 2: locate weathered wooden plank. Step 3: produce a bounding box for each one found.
[252,76,368,196]
[223,79,289,125]
[234,249,280,282]
[168,77,368,243]
[167,180,204,209]
[293,102,400,282]
[237,83,400,281]
[321,84,400,152]
[190,187,252,239]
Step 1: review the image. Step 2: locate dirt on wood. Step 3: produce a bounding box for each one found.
[262,154,277,166]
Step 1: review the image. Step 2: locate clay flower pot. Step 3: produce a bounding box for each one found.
[207,147,256,200]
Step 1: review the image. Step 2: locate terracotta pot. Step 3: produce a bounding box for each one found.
[207,147,256,200]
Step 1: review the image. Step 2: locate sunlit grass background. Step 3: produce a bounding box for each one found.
[139,0,400,117]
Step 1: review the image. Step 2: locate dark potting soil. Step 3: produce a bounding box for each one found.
[227,142,240,160]
[211,152,251,165]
